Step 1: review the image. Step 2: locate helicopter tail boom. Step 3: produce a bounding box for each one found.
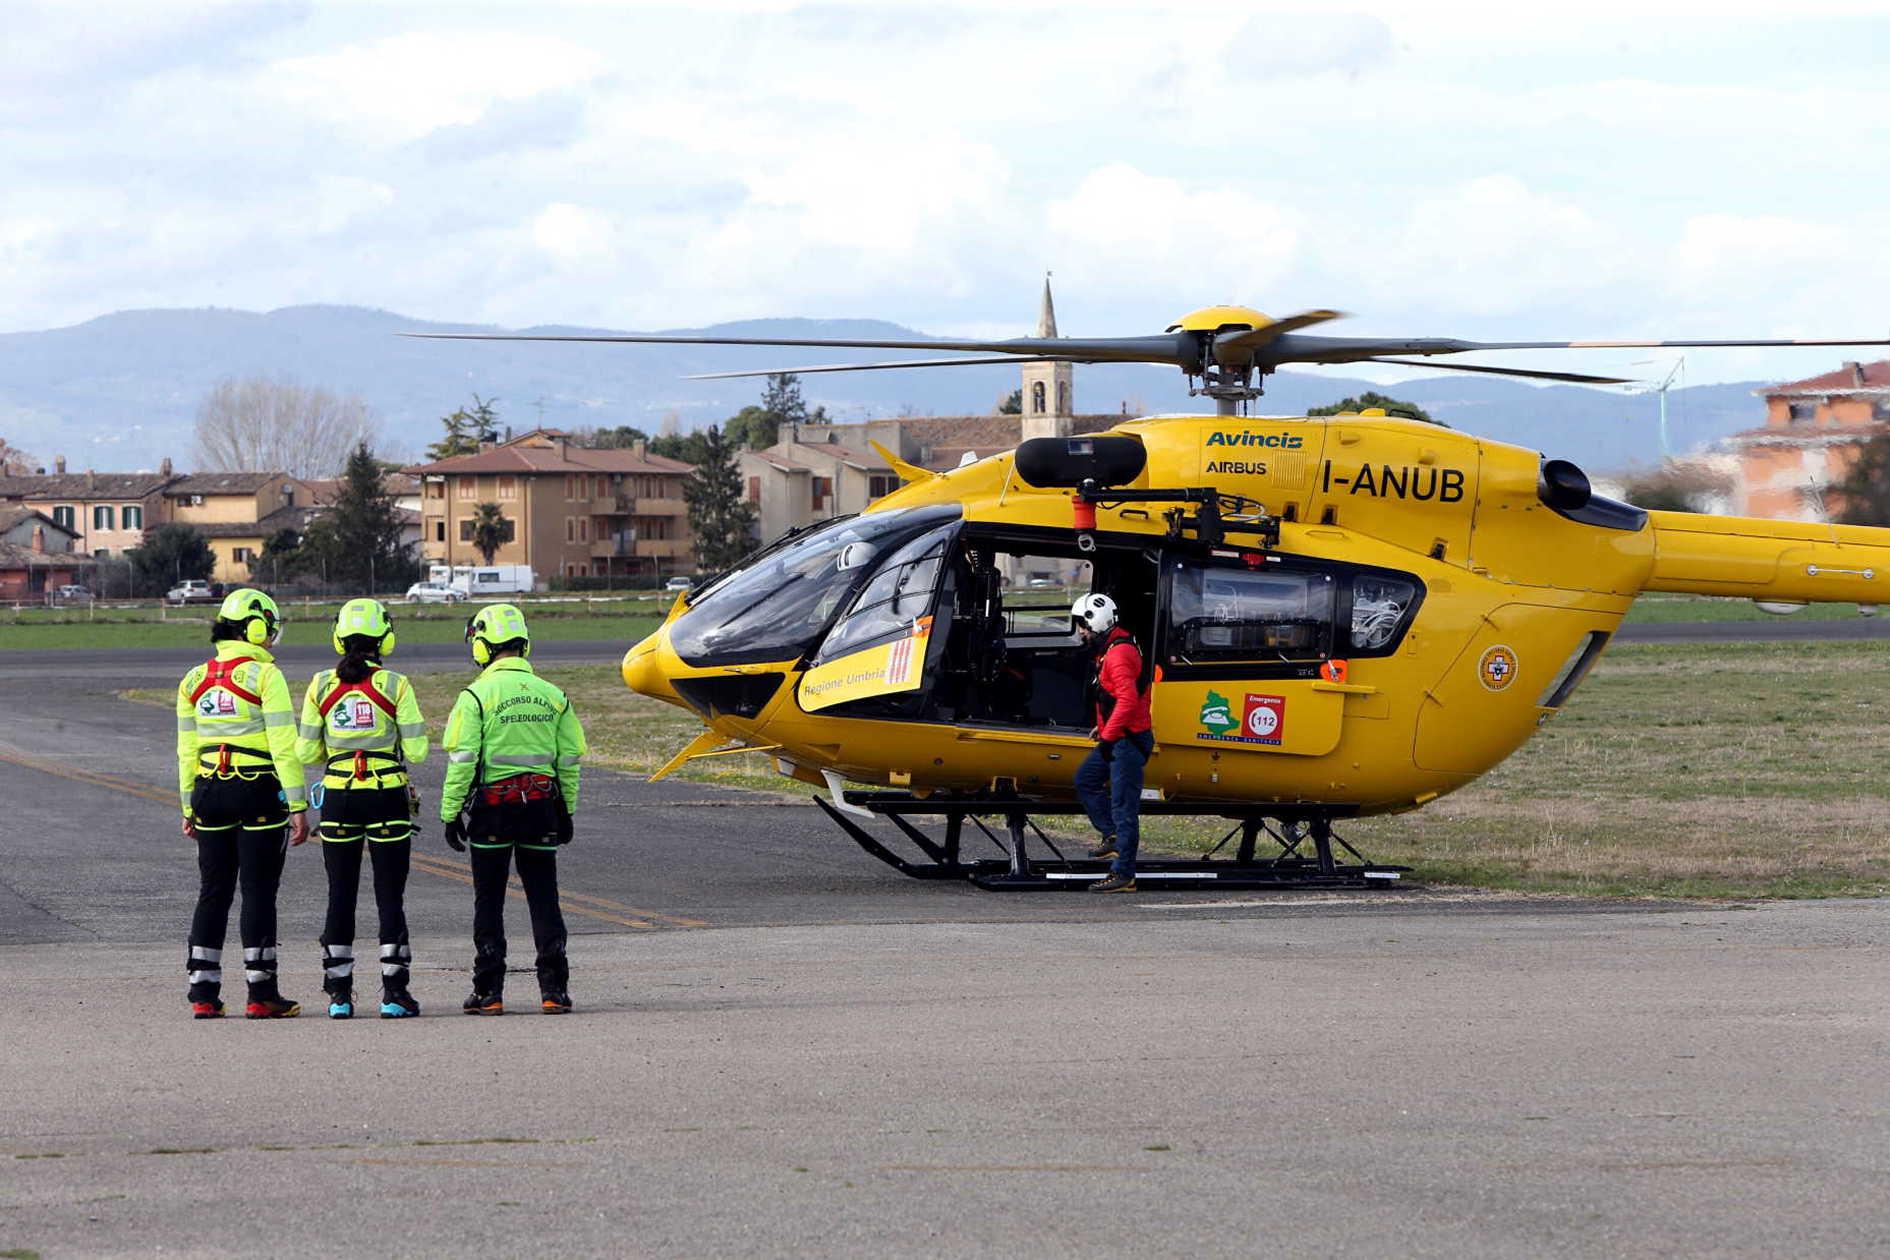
[1644,511,1890,604]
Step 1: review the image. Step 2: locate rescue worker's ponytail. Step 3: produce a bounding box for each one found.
[335,633,382,684]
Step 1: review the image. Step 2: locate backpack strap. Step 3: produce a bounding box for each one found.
[317,674,399,719]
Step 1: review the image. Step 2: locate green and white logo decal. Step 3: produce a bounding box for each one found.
[1199,690,1236,735]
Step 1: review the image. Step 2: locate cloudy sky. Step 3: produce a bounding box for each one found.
[6,0,1890,385]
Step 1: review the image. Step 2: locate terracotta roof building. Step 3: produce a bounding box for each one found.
[1726,359,1890,519]
[0,506,95,601]
[405,429,695,581]
[0,456,182,558]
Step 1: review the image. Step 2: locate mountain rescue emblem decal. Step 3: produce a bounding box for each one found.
[1478,645,1519,692]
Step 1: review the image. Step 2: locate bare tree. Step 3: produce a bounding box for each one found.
[193,377,379,480]
[0,436,38,475]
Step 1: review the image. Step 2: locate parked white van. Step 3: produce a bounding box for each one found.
[427,564,538,595]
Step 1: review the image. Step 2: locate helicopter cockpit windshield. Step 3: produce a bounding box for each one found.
[669,505,962,667]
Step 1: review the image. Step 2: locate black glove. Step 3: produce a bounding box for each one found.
[1099,738,1118,763]
[443,817,467,852]
[555,801,575,846]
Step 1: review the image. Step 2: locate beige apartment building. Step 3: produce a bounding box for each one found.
[407,429,695,581]
[164,472,304,582]
[0,457,181,557]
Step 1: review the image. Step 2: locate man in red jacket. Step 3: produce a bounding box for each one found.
[1070,594,1154,893]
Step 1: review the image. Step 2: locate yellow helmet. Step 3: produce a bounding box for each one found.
[466,602,531,667]
[332,597,396,658]
[216,588,282,647]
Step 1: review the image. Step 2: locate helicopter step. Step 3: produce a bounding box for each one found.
[812,793,1409,892]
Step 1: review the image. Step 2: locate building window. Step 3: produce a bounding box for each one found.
[233,546,253,564]
[455,477,475,498]
[1788,402,1815,424]
[1875,400,1890,422]
[579,518,590,543]
[432,518,445,542]
[594,475,607,499]
[52,505,74,530]
[1032,381,1046,414]
[868,474,896,499]
[122,505,142,530]
[426,480,445,500]
[94,548,110,559]
[496,475,517,499]
[1057,381,1069,413]
[459,520,473,542]
[813,476,833,509]
[748,475,761,504]
[566,517,576,542]
[92,505,114,531]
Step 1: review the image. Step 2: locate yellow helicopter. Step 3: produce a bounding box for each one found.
[416,306,1890,889]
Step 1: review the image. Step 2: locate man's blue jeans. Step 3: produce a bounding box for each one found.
[1075,729,1155,876]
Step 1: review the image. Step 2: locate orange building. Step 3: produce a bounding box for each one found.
[1727,360,1890,519]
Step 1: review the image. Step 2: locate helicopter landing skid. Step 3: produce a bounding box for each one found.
[812,793,1409,892]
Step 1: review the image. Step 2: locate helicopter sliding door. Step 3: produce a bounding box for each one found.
[1152,554,1423,757]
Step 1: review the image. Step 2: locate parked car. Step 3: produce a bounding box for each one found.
[404,581,466,604]
[663,576,695,593]
[166,579,225,606]
[49,584,95,605]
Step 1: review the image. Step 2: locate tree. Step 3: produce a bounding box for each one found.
[0,436,37,475]
[581,425,651,450]
[1832,433,1890,526]
[682,426,757,572]
[752,373,827,446]
[997,389,1022,415]
[1308,391,1441,426]
[426,394,501,461]
[316,441,420,590]
[128,524,215,596]
[1619,461,1732,514]
[650,431,713,466]
[468,501,509,564]
[723,405,777,450]
[194,377,379,479]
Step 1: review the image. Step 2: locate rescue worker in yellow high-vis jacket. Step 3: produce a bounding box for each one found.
[440,603,586,1016]
[295,598,429,1020]
[175,588,308,1020]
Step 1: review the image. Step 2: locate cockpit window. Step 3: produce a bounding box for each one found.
[670,506,960,666]
[815,523,956,663]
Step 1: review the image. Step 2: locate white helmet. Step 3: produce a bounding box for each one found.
[1071,592,1118,634]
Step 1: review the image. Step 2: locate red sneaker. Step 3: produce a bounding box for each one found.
[244,997,301,1019]
[191,1000,225,1020]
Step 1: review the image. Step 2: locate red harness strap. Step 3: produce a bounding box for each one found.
[317,676,400,780]
[478,773,559,807]
[317,677,399,720]
[188,656,262,708]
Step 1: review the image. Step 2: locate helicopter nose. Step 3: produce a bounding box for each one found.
[621,628,680,703]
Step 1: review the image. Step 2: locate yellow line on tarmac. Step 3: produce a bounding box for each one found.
[0,743,177,806]
[0,743,692,932]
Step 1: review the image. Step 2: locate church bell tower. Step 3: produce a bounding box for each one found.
[1019,274,1074,441]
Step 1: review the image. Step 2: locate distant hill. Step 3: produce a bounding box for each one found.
[0,304,1767,474]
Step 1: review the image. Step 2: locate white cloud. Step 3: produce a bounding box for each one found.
[532,203,618,266]
[263,31,604,144]
[1045,165,1299,304]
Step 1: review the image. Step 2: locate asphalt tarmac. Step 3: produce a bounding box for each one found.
[3,639,1889,1257]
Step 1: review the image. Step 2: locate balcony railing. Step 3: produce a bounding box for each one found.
[599,494,689,517]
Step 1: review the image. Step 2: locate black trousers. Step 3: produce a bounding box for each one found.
[320,837,412,996]
[186,775,289,1002]
[469,844,568,997]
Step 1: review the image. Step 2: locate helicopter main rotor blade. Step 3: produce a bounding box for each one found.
[685,355,1087,381]
[1362,358,1635,386]
[1270,332,1890,366]
[1213,310,1347,362]
[403,329,1199,367]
